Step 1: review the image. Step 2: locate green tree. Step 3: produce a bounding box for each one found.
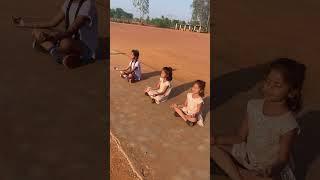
[132,0,149,21]
[191,0,210,31]
[110,8,134,20]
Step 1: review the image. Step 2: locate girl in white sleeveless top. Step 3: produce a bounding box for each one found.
[171,80,206,127]
[212,58,306,180]
[145,67,173,104]
[114,49,141,83]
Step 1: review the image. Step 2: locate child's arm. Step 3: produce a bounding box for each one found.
[126,65,137,74]
[215,113,249,145]
[115,65,130,71]
[171,98,187,109]
[15,11,64,28]
[266,129,298,177]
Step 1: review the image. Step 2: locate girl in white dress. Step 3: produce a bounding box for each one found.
[171,80,206,127]
[212,58,306,180]
[145,67,173,104]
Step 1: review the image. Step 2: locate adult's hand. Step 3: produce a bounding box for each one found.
[12,16,25,27]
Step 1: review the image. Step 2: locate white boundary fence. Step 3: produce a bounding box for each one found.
[174,23,207,33]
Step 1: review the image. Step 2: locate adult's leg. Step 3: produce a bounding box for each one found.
[32,29,57,51]
[57,38,82,56]
[58,38,84,68]
[212,145,243,180]
[239,169,274,180]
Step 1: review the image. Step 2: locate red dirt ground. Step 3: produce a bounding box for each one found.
[110,22,210,92]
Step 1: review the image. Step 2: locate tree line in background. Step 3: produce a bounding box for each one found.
[111,0,210,31]
[110,8,186,29]
[110,8,134,20]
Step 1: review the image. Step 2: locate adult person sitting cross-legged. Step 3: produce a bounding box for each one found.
[13,0,98,68]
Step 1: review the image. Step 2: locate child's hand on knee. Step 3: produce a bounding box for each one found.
[177,104,184,108]
[144,87,150,92]
[170,103,177,109]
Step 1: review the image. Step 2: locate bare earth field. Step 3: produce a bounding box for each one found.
[110,22,210,180]
[110,22,210,88]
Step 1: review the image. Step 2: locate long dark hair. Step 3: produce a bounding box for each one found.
[268,58,306,112]
[162,67,173,81]
[194,80,206,97]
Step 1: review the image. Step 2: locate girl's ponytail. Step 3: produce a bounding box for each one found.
[163,67,173,81]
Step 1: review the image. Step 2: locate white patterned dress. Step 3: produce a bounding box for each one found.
[231,99,299,180]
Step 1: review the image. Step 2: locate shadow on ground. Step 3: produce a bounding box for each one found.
[142,71,161,80]
[212,63,268,110]
[203,96,211,121]
[294,110,320,180]
[141,69,177,81]
[170,81,194,99]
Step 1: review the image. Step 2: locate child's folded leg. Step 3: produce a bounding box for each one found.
[120,71,127,78]
[127,74,135,83]
[153,96,163,104]
[173,107,188,121]
[186,116,197,122]
[147,90,157,96]
[212,145,244,180]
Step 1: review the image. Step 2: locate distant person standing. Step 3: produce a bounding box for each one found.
[13,0,98,68]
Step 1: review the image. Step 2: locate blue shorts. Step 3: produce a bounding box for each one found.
[80,43,94,63]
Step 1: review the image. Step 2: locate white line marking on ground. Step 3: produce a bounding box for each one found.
[110,132,144,180]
